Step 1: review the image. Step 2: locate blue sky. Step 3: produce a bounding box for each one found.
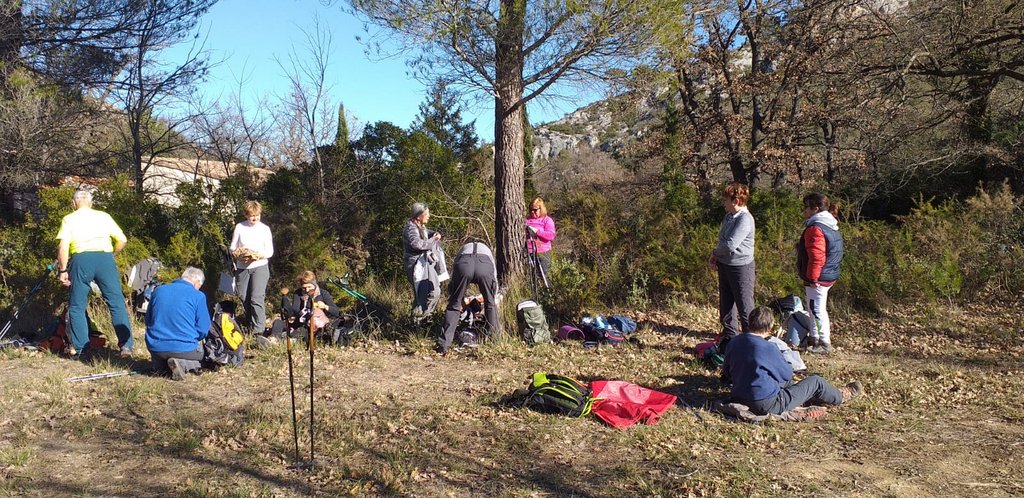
[162,0,595,143]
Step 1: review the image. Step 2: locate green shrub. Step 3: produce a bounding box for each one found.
[545,257,597,322]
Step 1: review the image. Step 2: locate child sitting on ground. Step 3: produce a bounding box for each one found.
[722,306,862,415]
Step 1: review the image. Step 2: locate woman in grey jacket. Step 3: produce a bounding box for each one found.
[402,202,448,322]
[708,182,756,349]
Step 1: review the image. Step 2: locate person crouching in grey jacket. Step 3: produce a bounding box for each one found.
[402,202,449,322]
[709,182,756,350]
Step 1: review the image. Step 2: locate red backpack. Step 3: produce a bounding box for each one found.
[38,307,106,354]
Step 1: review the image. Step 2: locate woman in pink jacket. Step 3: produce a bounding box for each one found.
[525,197,556,280]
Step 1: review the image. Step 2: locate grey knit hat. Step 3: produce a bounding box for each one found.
[410,202,428,219]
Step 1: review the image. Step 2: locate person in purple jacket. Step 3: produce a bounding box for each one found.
[526,197,556,279]
[722,306,862,415]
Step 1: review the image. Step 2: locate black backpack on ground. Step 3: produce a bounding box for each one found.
[204,301,245,367]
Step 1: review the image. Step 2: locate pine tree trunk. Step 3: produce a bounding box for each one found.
[494,0,527,283]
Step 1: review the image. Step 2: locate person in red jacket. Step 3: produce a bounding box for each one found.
[796,193,845,354]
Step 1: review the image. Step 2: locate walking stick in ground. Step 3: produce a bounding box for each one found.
[308,316,317,466]
[285,330,301,466]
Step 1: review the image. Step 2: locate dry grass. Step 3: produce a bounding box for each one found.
[0,298,1022,497]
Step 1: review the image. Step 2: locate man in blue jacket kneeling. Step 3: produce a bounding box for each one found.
[145,267,211,381]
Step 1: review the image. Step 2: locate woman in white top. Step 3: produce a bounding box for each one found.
[230,201,274,334]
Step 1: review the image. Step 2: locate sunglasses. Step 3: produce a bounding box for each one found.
[530,208,540,212]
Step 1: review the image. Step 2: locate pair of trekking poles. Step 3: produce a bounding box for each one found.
[0,262,55,348]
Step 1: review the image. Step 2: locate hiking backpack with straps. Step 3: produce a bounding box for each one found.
[518,372,595,418]
[204,301,245,366]
[517,300,551,345]
[38,307,106,354]
[126,258,162,314]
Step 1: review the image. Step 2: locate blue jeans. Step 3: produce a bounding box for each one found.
[746,375,844,415]
[783,311,814,348]
[68,252,133,352]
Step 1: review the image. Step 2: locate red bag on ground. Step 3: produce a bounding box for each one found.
[589,380,677,429]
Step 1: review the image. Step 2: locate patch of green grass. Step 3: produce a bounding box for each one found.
[114,380,159,413]
[0,447,34,467]
[67,413,104,437]
[41,372,72,412]
[163,414,202,454]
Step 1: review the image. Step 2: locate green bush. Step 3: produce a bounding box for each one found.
[545,257,597,323]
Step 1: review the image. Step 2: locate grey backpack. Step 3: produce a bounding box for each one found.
[516,300,551,345]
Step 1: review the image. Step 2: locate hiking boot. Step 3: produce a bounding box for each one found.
[167,358,187,381]
[255,335,279,349]
[807,342,833,355]
[799,406,829,420]
[70,347,94,364]
[839,381,863,403]
[119,346,134,358]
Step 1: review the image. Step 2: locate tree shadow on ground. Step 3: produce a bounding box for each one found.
[640,319,711,338]
[662,373,728,411]
[351,429,599,497]
[6,394,323,497]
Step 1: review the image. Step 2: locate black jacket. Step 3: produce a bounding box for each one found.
[280,287,341,327]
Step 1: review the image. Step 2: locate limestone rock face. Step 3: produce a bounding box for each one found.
[532,88,669,164]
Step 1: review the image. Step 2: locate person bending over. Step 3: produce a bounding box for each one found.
[438,242,499,355]
[145,267,211,381]
[722,306,862,415]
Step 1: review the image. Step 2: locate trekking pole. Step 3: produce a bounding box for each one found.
[285,331,301,466]
[677,397,707,426]
[68,370,140,382]
[0,262,56,343]
[526,228,539,300]
[535,249,550,289]
[308,318,316,466]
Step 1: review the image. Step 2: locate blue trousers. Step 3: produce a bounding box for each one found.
[68,252,133,351]
[747,375,843,415]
